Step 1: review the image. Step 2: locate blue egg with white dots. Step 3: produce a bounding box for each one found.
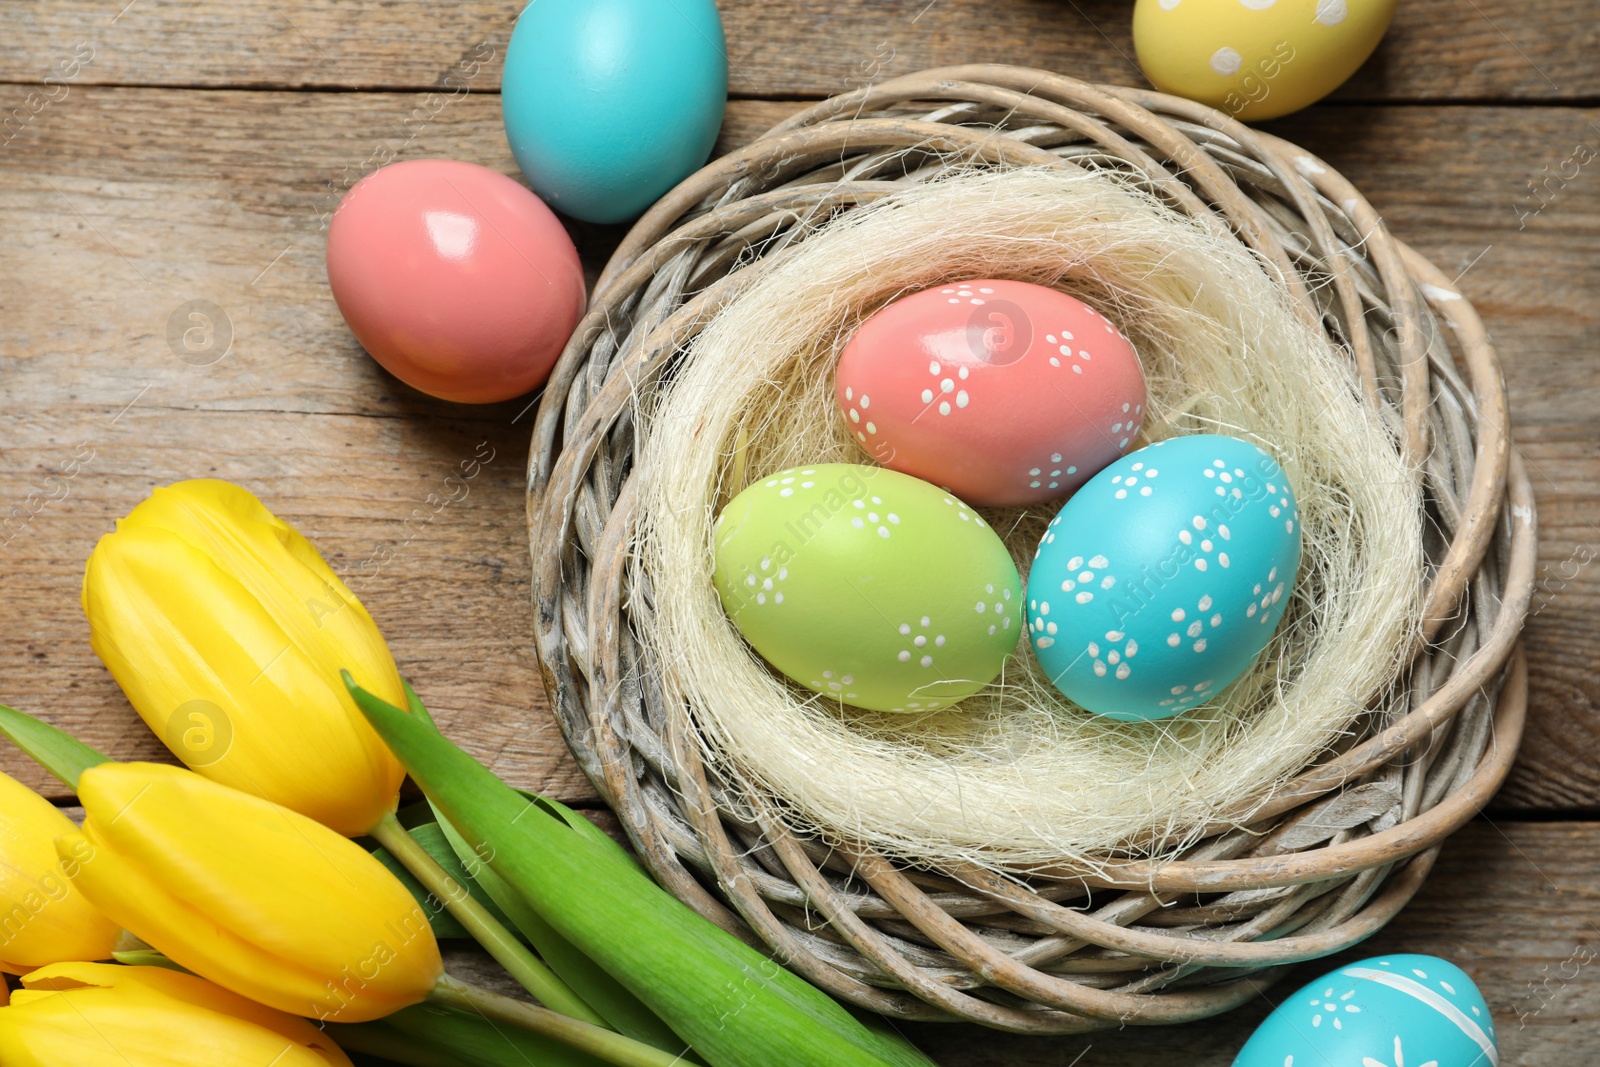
[1026,433,1301,721]
[1232,954,1497,1067]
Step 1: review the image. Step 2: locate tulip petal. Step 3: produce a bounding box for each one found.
[119,481,404,724]
[57,826,339,1021]
[83,480,406,836]
[18,964,353,1066]
[0,771,119,975]
[65,763,441,1023]
[78,763,430,983]
[0,964,350,1066]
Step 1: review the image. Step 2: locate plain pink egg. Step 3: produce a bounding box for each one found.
[326,159,586,404]
[836,279,1147,507]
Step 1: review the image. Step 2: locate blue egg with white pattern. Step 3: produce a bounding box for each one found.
[1026,434,1301,721]
[1233,954,1498,1067]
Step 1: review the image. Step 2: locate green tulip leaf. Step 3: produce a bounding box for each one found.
[402,678,437,728]
[0,703,112,789]
[333,1003,613,1067]
[369,842,470,940]
[409,821,520,929]
[430,803,689,1057]
[394,798,438,830]
[403,675,687,1055]
[369,820,524,941]
[525,792,656,882]
[343,672,936,1067]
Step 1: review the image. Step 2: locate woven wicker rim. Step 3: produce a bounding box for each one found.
[527,66,1536,1032]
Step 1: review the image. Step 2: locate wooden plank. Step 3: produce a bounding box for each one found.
[0,0,1595,100]
[439,820,1600,1063]
[0,409,589,801]
[2,89,1598,809]
[1254,106,1600,812]
[0,85,588,798]
[1500,427,1600,812]
[1265,106,1600,434]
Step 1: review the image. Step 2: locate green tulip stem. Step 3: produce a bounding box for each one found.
[429,974,687,1067]
[371,812,604,1028]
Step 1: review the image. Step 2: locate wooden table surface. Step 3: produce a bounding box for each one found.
[3,1,1597,1062]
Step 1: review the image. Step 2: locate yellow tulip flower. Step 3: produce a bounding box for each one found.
[57,762,442,1024]
[81,478,406,836]
[0,962,353,1066]
[0,771,119,975]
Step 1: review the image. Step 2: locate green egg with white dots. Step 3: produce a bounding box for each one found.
[713,463,1022,713]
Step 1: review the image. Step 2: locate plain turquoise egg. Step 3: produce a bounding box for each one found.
[501,0,728,224]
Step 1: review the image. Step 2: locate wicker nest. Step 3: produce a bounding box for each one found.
[527,66,1536,1032]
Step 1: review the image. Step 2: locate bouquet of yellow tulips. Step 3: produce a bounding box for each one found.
[0,480,937,1067]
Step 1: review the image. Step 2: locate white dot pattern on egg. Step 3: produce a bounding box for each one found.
[713,463,1021,714]
[1133,0,1398,122]
[1315,0,1348,25]
[835,279,1146,508]
[1209,46,1243,75]
[1232,954,1497,1067]
[1026,434,1301,721]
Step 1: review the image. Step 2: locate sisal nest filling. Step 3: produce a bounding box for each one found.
[632,165,1422,874]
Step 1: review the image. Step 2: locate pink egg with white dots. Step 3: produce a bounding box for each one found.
[835,279,1147,507]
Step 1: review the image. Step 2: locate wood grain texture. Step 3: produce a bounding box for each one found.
[0,84,598,799]
[1257,103,1600,813]
[1285,107,1600,815]
[3,88,1597,807]
[0,0,1596,100]
[0,0,1597,1054]
[438,821,1600,1065]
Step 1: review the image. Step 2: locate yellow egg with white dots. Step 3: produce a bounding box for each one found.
[1132,0,1397,121]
